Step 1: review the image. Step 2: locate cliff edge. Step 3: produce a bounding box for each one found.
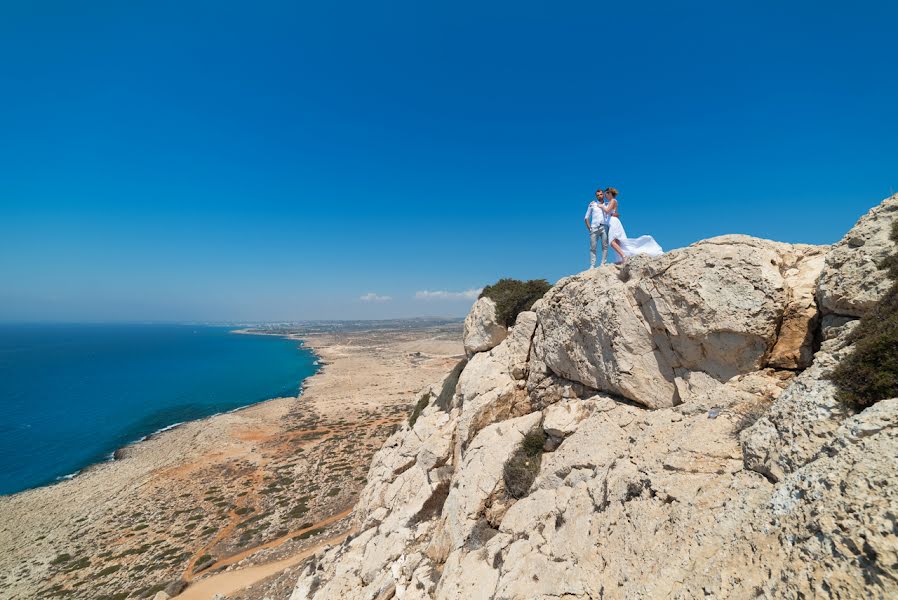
[290,194,898,599]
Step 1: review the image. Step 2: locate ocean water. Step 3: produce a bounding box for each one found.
[0,324,318,496]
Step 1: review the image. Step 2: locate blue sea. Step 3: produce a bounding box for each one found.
[0,324,318,496]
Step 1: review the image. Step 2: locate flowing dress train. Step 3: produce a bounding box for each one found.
[608,216,664,260]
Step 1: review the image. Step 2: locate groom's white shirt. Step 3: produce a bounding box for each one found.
[585,201,610,230]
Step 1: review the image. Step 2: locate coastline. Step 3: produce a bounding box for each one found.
[0,321,463,600]
[27,329,321,493]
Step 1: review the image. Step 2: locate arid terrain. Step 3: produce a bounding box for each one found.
[0,321,463,600]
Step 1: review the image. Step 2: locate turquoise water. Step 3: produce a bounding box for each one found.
[0,324,318,496]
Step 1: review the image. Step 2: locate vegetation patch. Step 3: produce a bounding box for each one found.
[831,220,898,407]
[503,429,547,499]
[435,359,467,412]
[288,502,309,519]
[480,278,552,327]
[408,392,431,427]
[298,527,326,540]
[62,557,91,573]
[193,554,214,572]
[115,544,151,559]
[95,564,121,577]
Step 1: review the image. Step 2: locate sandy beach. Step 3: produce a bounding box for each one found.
[0,321,463,600]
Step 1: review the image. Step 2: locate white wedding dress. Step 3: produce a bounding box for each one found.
[608,216,663,261]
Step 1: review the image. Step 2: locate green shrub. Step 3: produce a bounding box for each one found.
[503,429,546,499]
[435,358,466,411]
[480,278,552,327]
[287,502,308,518]
[298,527,326,540]
[95,564,121,577]
[831,220,898,407]
[193,555,214,572]
[408,392,431,427]
[62,557,90,573]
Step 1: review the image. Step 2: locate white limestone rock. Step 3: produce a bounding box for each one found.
[454,312,537,459]
[463,297,507,356]
[741,326,858,483]
[534,236,825,408]
[817,192,898,317]
[442,412,542,551]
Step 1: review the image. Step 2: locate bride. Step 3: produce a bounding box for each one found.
[603,187,664,264]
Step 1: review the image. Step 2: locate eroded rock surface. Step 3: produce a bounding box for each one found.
[817,192,898,317]
[534,235,826,408]
[463,297,507,356]
[291,195,898,600]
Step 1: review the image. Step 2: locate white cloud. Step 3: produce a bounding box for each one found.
[360,292,392,302]
[414,288,482,301]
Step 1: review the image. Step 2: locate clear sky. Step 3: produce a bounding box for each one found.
[1,1,896,322]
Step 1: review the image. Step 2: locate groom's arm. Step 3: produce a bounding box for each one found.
[584,205,593,231]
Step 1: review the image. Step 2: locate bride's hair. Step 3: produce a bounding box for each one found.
[604,187,619,198]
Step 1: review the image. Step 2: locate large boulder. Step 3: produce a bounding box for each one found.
[463,297,507,356]
[817,192,898,317]
[534,236,826,409]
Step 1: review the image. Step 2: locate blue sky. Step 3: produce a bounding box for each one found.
[1,0,896,322]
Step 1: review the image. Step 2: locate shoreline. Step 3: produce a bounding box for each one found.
[0,321,464,600]
[7,329,320,499]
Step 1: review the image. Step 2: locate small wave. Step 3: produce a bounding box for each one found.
[56,470,80,482]
[153,421,185,435]
[136,420,186,443]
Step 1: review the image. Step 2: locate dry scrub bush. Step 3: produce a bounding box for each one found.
[831,220,898,407]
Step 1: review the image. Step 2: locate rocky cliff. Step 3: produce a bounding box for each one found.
[290,194,898,599]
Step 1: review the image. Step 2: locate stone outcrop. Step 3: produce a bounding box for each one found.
[463,297,507,356]
[533,235,826,409]
[817,192,898,317]
[455,311,536,458]
[291,194,898,600]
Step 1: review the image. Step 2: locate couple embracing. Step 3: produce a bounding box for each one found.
[585,186,663,267]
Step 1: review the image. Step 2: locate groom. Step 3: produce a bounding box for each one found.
[585,188,610,268]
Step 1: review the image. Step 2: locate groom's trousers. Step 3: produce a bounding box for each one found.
[590,226,608,268]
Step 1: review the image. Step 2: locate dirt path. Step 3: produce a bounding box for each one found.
[182,457,270,581]
[173,529,353,600]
